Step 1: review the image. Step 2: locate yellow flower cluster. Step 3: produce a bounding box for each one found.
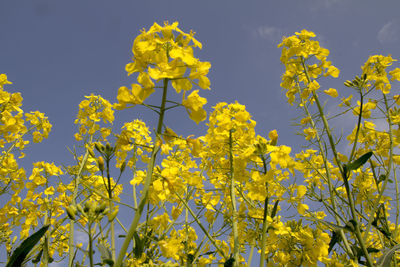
[0,75,66,257]
[5,23,400,266]
[115,21,210,124]
[278,29,340,104]
[74,94,114,141]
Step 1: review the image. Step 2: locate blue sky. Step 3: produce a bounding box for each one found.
[1,0,400,165]
[1,0,400,265]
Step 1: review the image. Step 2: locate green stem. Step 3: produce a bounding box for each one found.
[260,155,269,267]
[174,190,227,260]
[229,129,239,267]
[88,223,94,267]
[115,78,169,267]
[105,157,116,262]
[348,91,364,162]
[69,135,93,267]
[363,94,394,242]
[299,57,356,259]
[42,204,50,267]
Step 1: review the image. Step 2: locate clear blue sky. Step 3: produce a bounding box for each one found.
[1,1,400,264]
[1,0,400,165]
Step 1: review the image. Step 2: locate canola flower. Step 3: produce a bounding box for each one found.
[2,24,400,267]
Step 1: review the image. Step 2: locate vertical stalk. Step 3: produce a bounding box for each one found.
[42,202,50,266]
[174,190,227,260]
[259,155,268,267]
[88,223,94,267]
[115,78,169,267]
[299,57,362,260]
[106,159,116,262]
[185,187,191,267]
[69,136,93,267]
[229,129,239,267]
[363,94,394,240]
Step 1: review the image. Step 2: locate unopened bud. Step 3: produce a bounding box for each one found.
[84,201,95,213]
[95,142,104,153]
[98,156,104,172]
[95,202,107,214]
[362,73,367,81]
[344,81,353,87]
[108,209,119,222]
[76,204,85,214]
[105,143,112,153]
[120,161,127,173]
[88,147,95,158]
[66,205,77,220]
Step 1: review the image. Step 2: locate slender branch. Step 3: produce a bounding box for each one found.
[115,78,169,267]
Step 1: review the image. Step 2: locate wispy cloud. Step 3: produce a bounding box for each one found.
[254,25,283,44]
[306,0,344,11]
[377,20,400,45]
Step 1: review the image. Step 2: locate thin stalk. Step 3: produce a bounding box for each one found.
[299,57,356,259]
[174,190,227,260]
[247,237,255,267]
[88,222,94,267]
[260,154,269,267]
[115,78,169,267]
[300,58,342,174]
[229,129,239,267]
[69,135,93,267]
[105,158,116,261]
[259,197,269,267]
[348,91,364,162]
[42,204,50,266]
[363,94,394,241]
[185,186,190,267]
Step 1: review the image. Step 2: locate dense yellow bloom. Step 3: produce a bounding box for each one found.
[117,21,211,118]
[278,30,339,105]
[362,54,395,94]
[74,94,114,141]
[182,90,207,123]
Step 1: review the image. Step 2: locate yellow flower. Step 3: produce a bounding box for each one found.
[0,74,12,89]
[297,203,309,215]
[303,128,317,140]
[296,185,307,198]
[182,90,207,124]
[268,129,278,146]
[44,186,55,195]
[324,65,340,78]
[324,88,338,97]
[390,68,400,81]
[339,94,352,107]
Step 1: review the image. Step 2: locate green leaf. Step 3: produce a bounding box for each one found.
[6,224,50,267]
[347,151,373,171]
[377,243,400,267]
[96,243,113,266]
[133,232,144,258]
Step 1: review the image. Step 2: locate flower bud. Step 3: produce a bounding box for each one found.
[120,161,127,174]
[66,205,77,220]
[76,204,85,214]
[108,209,119,222]
[95,142,104,153]
[88,147,95,158]
[84,200,95,213]
[95,202,107,214]
[98,156,105,172]
[344,81,353,87]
